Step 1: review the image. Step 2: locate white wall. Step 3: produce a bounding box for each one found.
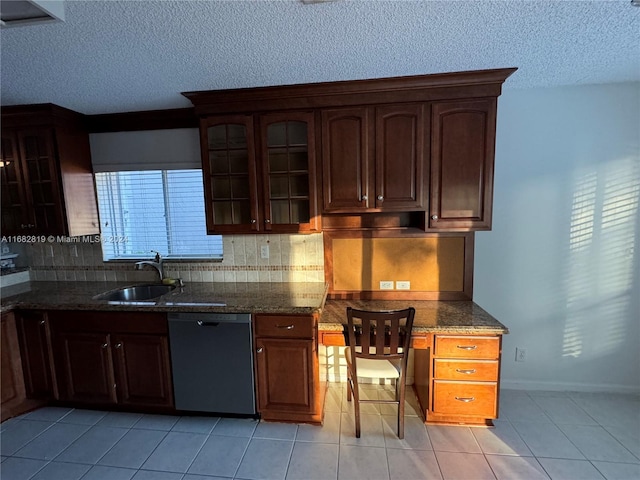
[474,82,640,393]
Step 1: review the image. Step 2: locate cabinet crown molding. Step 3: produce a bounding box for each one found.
[182,68,518,115]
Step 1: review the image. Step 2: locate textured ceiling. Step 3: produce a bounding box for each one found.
[1,0,638,115]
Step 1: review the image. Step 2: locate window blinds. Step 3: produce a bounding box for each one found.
[95,170,222,260]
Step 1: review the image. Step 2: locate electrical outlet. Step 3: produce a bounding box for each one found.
[396,281,411,290]
[515,347,527,362]
[260,245,269,259]
[69,245,78,257]
[379,281,394,290]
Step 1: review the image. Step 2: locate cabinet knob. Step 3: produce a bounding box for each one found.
[251,219,257,224]
[265,219,271,224]
[115,343,122,349]
[431,215,438,220]
[361,195,368,201]
[256,347,263,353]
[39,320,45,326]
[102,343,108,349]
[377,195,383,201]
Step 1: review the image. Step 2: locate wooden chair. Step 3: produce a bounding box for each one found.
[344,307,416,439]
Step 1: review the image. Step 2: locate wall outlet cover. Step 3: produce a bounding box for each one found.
[260,245,269,259]
[396,281,411,290]
[379,281,394,290]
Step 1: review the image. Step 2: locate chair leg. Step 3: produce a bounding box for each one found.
[353,378,361,438]
[346,370,352,402]
[398,380,406,439]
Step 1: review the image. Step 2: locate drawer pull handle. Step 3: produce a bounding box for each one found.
[455,369,477,375]
[455,396,476,403]
[456,345,477,350]
[277,324,295,330]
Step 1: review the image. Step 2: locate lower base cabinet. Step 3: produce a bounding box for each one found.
[50,311,174,409]
[1,312,27,421]
[254,314,325,424]
[416,333,502,425]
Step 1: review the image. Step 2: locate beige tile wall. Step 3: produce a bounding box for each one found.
[23,233,325,283]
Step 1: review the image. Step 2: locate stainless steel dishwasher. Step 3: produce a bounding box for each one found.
[168,312,256,415]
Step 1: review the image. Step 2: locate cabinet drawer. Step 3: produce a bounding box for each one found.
[433,381,497,418]
[433,359,499,381]
[434,335,500,359]
[254,315,315,338]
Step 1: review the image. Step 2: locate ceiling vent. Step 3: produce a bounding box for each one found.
[0,0,64,28]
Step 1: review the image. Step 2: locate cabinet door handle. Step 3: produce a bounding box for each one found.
[197,321,220,327]
[102,343,108,349]
[431,215,438,220]
[39,320,45,325]
[377,195,383,201]
[456,345,477,350]
[115,343,122,349]
[455,369,477,375]
[251,219,257,224]
[265,219,271,224]
[361,195,368,201]
[455,396,476,402]
[256,347,263,353]
[276,324,294,330]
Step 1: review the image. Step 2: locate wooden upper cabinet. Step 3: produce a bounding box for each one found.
[430,99,497,230]
[184,68,516,231]
[200,115,259,234]
[321,104,426,213]
[199,112,319,234]
[321,107,373,211]
[259,112,319,232]
[375,104,427,210]
[1,104,99,237]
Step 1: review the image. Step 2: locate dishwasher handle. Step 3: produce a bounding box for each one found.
[196,320,220,327]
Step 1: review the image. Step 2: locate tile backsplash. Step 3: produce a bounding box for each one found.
[21,233,325,283]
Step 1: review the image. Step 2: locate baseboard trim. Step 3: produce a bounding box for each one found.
[501,379,640,395]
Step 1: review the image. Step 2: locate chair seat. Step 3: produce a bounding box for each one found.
[344,347,400,379]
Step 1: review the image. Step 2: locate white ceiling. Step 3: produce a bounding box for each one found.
[1,0,639,115]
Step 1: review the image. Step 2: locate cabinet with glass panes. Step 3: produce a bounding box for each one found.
[200,112,318,234]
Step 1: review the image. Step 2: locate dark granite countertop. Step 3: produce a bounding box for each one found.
[1,281,507,334]
[320,299,508,334]
[0,281,329,315]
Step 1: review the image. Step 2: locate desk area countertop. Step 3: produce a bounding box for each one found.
[319,299,508,334]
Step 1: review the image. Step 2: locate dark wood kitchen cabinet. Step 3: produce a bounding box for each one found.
[16,310,56,399]
[254,314,324,424]
[0,104,99,237]
[199,112,319,234]
[49,311,173,409]
[321,104,426,212]
[185,68,515,232]
[429,99,497,230]
[1,312,26,420]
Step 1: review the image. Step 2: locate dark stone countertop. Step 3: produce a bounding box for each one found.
[0,281,329,315]
[1,281,507,334]
[320,299,508,334]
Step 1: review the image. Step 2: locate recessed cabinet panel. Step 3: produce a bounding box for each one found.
[321,108,372,211]
[375,104,426,210]
[430,99,496,230]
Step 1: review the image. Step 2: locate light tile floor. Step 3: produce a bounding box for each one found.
[0,385,638,480]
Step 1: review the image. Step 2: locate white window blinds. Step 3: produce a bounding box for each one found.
[95,169,222,261]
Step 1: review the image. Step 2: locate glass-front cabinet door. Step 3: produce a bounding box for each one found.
[201,115,259,233]
[259,112,318,233]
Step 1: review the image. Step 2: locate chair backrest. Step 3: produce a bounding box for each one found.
[346,307,416,365]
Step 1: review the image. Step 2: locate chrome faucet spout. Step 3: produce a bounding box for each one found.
[135,251,164,281]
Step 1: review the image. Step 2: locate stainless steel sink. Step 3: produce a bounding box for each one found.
[95,284,175,302]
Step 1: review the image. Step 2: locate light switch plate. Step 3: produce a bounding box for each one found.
[260,245,269,259]
[396,281,411,290]
[379,281,394,290]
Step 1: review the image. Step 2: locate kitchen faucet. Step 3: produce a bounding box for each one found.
[135,250,164,282]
